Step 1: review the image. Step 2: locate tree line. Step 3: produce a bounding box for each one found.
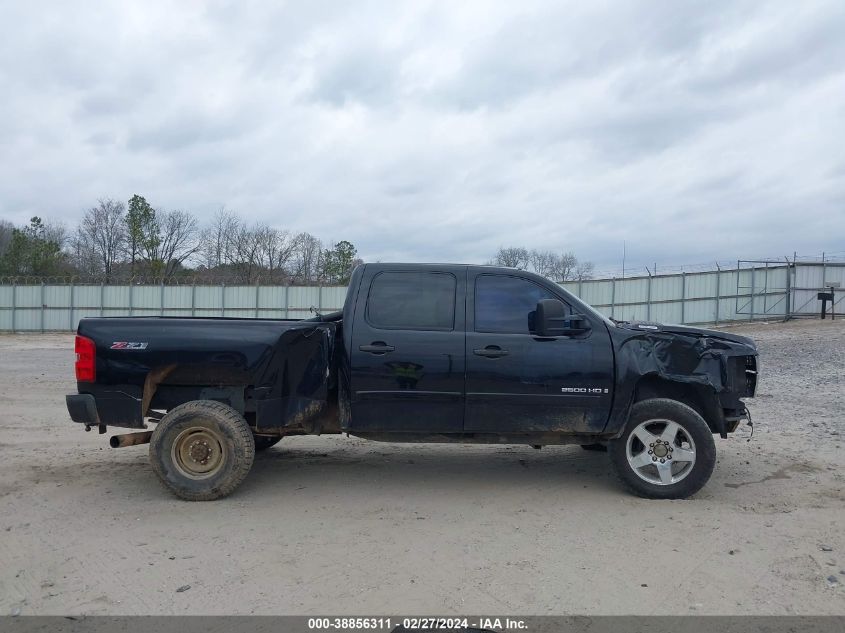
[490,246,593,281]
[0,196,361,284]
[0,198,594,285]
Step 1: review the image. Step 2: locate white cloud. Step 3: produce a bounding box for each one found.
[1,0,843,270]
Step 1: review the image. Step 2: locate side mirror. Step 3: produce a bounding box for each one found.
[535,299,590,337]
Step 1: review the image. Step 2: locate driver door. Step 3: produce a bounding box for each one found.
[464,272,614,435]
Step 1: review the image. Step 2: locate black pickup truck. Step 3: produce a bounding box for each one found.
[66,263,758,500]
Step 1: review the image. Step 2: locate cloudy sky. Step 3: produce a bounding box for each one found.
[1,0,843,272]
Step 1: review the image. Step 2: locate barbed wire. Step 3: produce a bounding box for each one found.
[589,253,845,280]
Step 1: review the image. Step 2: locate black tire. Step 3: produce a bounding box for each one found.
[609,398,716,499]
[149,400,255,501]
[253,435,283,452]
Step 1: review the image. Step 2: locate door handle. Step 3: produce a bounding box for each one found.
[359,342,395,354]
[473,345,509,358]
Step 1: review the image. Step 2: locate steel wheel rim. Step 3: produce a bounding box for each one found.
[625,418,697,486]
[171,427,226,480]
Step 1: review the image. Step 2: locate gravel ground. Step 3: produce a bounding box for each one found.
[0,319,843,615]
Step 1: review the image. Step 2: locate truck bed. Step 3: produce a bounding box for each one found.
[72,316,340,433]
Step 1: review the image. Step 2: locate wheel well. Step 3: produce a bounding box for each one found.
[632,376,722,434]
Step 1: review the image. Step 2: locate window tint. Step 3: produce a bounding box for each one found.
[367,272,456,330]
[475,274,560,334]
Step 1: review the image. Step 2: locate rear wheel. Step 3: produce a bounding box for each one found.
[253,435,282,452]
[149,400,255,501]
[609,398,715,499]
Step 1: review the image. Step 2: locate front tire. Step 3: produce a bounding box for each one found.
[150,400,255,501]
[609,398,716,499]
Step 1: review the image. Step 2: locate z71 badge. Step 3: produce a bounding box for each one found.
[110,342,148,350]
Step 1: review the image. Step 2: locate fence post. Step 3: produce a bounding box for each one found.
[763,263,769,317]
[646,272,652,322]
[191,283,196,317]
[128,282,133,317]
[750,267,755,321]
[69,280,74,331]
[40,281,45,333]
[784,256,791,320]
[159,282,165,317]
[100,283,104,317]
[610,277,616,320]
[578,277,583,298]
[255,282,260,319]
[822,252,826,288]
[681,272,686,324]
[714,263,721,325]
[318,285,324,313]
[284,286,289,319]
[221,283,225,317]
[11,279,16,333]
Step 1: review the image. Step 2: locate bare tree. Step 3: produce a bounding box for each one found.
[529,250,558,278]
[546,251,578,281]
[68,230,100,279]
[138,209,199,280]
[494,246,530,269]
[494,246,592,282]
[290,232,324,284]
[198,207,239,270]
[0,219,13,257]
[574,260,594,281]
[256,225,296,282]
[197,215,303,283]
[76,199,126,282]
[157,210,200,280]
[225,220,263,283]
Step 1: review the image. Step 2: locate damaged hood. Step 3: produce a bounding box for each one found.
[614,321,756,351]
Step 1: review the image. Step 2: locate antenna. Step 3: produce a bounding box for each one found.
[622,241,626,279]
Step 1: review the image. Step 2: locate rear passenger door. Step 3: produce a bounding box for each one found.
[464,271,614,435]
[349,267,466,434]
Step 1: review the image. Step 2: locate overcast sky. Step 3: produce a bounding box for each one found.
[1,0,843,271]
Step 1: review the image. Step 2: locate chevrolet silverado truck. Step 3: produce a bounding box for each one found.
[66,263,758,501]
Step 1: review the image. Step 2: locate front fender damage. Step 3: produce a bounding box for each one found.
[609,324,757,437]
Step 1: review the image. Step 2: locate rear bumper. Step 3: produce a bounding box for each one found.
[66,394,100,426]
[66,391,145,429]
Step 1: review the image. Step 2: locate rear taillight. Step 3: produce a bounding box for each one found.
[75,335,96,382]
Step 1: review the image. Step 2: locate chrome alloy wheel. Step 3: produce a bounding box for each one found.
[625,418,697,486]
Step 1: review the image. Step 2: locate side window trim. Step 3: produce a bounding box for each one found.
[364,270,457,332]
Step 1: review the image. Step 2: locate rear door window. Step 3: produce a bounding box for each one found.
[366,271,456,330]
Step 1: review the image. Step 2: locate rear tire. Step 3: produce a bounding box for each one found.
[609,398,716,499]
[149,400,255,501]
[253,435,282,452]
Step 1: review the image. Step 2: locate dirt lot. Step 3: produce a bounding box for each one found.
[0,319,843,616]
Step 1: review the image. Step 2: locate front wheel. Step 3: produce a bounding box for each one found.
[609,398,716,499]
[149,400,255,501]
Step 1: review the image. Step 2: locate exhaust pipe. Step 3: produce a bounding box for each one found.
[110,431,153,448]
